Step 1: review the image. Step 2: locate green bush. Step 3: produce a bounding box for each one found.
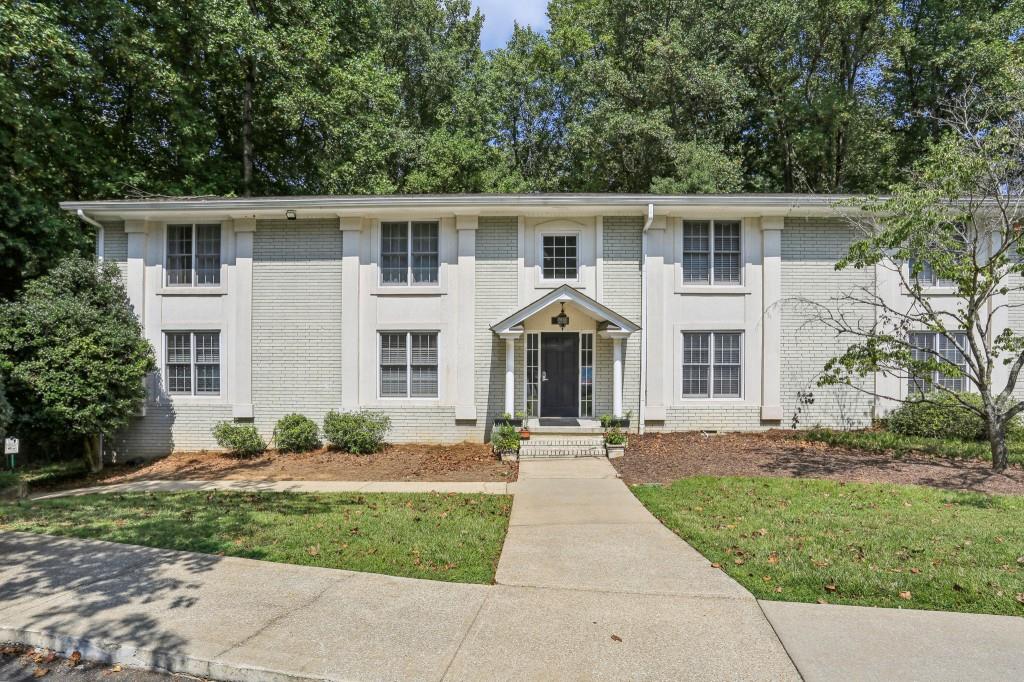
[604,426,627,445]
[272,414,320,452]
[212,422,267,457]
[322,410,390,454]
[887,392,1020,441]
[491,424,520,453]
[0,470,21,489]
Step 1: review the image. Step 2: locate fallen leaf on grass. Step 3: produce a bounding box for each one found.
[899,591,912,600]
[755,528,768,537]
[710,562,722,569]
[910,568,921,574]
[824,583,837,592]
[610,634,622,642]
[767,552,780,565]
[816,598,828,604]
[774,586,783,593]
[307,545,320,556]
[734,558,745,566]
[1015,593,1024,605]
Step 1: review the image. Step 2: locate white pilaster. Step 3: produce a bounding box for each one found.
[761,216,783,421]
[612,337,624,418]
[643,216,667,421]
[232,218,255,418]
[339,216,365,410]
[123,220,150,321]
[456,215,478,420]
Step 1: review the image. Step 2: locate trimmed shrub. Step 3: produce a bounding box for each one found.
[491,424,520,453]
[273,414,320,452]
[887,392,1020,441]
[323,410,390,454]
[212,422,267,457]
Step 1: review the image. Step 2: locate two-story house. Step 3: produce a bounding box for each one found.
[59,194,1006,459]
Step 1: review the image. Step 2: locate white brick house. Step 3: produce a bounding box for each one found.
[58,194,1011,458]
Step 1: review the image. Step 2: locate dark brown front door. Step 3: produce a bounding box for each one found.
[541,333,578,417]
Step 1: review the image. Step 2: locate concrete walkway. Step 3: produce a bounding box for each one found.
[32,478,514,500]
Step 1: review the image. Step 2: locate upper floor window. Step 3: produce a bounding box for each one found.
[682,331,742,398]
[379,331,439,398]
[165,331,220,395]
[682,220,741,285]
[381,221,439,285]
[166,224,221,286]
[910,259,956,288]
[542,234,578,280]
[909,331,967,393]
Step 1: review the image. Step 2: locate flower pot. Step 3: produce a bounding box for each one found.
[610,418,630,428]
[605,443,626,459]
[519,429,531,440]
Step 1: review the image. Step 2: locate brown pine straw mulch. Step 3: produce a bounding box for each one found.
[93,441,516,485]
[613,430,1024,495]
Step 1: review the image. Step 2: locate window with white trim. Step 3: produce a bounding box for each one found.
[165,331,220,395]
[166,224,221,286]
[909,259,957,288]
[380,221,439,285]
[580,332,594,417]
[682,220,741,284]
[682,332,742,398]
[909,331,968,393]
[379,331,439,398]
[541,234,578,280]
[526,333,540,417]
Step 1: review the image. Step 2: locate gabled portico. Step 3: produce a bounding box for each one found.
[491,285,640,421]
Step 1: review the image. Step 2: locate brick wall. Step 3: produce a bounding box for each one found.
[251,219,344,439]
[601,217,642,420]
[780,218,875,429]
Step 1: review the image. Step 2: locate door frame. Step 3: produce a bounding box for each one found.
[525,330,595,418]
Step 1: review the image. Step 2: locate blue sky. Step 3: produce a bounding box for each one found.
[472,0,550,50]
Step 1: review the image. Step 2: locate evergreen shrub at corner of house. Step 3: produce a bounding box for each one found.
[272,413,321,452]
[211,421,267,457]
[887,392,1020,441]
[322,410,391,454]
[491,424,520,453]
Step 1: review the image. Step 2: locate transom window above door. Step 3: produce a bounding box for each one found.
[166,224,221,287]
[542,234,578,280]
[682,220,741,285]
[380,221,439,285]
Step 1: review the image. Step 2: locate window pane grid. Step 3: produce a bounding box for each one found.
[526,333,540,417]
[166,225,193,286]
[542,235,578,280]
[380,332,439,398]
[411,222,439,284]
[682,332,741,398]
[580,333,594,418]
[910,331,967,393]
[713,222,741,284]
[682,222,710,283]
[195,224,221,286]
[381,222,409,284]
[683,220,741,285]
[165,331,219,396]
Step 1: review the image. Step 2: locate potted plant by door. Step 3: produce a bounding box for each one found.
[604,426,627,459]
[492,412,523,428]
[600,412,632,429]
[517,412,531,440]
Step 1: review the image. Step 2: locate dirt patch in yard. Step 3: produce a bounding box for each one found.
[614,430,1024,495]
[95,442,516,484]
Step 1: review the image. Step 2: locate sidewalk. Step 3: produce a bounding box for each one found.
[32,478,514,500]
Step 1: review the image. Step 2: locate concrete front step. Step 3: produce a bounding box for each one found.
[519,440,607,460]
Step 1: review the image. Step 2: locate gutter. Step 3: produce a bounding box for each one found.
[76,209,105,261]
[639,203,654,435]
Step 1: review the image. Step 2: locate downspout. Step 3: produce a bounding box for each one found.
[77,209,105,261]
[639,203,654,435]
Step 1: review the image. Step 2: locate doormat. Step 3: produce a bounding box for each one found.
[538,418,579,426]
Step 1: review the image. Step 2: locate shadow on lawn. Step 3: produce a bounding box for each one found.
[0,531,220,668]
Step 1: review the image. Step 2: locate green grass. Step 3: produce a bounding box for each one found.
[16,460,89,488]
[0,491,512,584]
[633,476,1024,616]
[799,427,1024,466]
[0,471,21,489]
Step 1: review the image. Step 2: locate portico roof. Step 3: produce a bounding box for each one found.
[490,285,640,335]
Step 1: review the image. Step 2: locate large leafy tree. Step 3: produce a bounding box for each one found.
[817,64,1024,471]
[0,258,156,471]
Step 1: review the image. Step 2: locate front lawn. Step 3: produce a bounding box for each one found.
[0,491,511,584]
[633,476,1024,616]
[800,427,1024,466]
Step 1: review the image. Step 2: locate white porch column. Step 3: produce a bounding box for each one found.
[613,337,624,418]
[499,331,522,415]
[232,218,256,418]
[339,216,365,410]
[455,215,478,420]
[122,219,150,320]
[761,216,784,421]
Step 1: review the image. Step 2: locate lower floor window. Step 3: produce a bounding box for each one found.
[682,331,742,398]
[909,331,967,393]
[380,331,438,398]
[165,331,220,395]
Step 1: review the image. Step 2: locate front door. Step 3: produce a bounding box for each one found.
[540,332,578,417]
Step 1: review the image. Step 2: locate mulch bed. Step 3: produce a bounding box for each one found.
[92,442,516,485]
[613,430,1024,495]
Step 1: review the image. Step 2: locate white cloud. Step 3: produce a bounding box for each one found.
[472,0,550,50]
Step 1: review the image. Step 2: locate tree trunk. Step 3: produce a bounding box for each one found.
[83,434,103,474]
[241,53,256,197]
[987,417,1009,472]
